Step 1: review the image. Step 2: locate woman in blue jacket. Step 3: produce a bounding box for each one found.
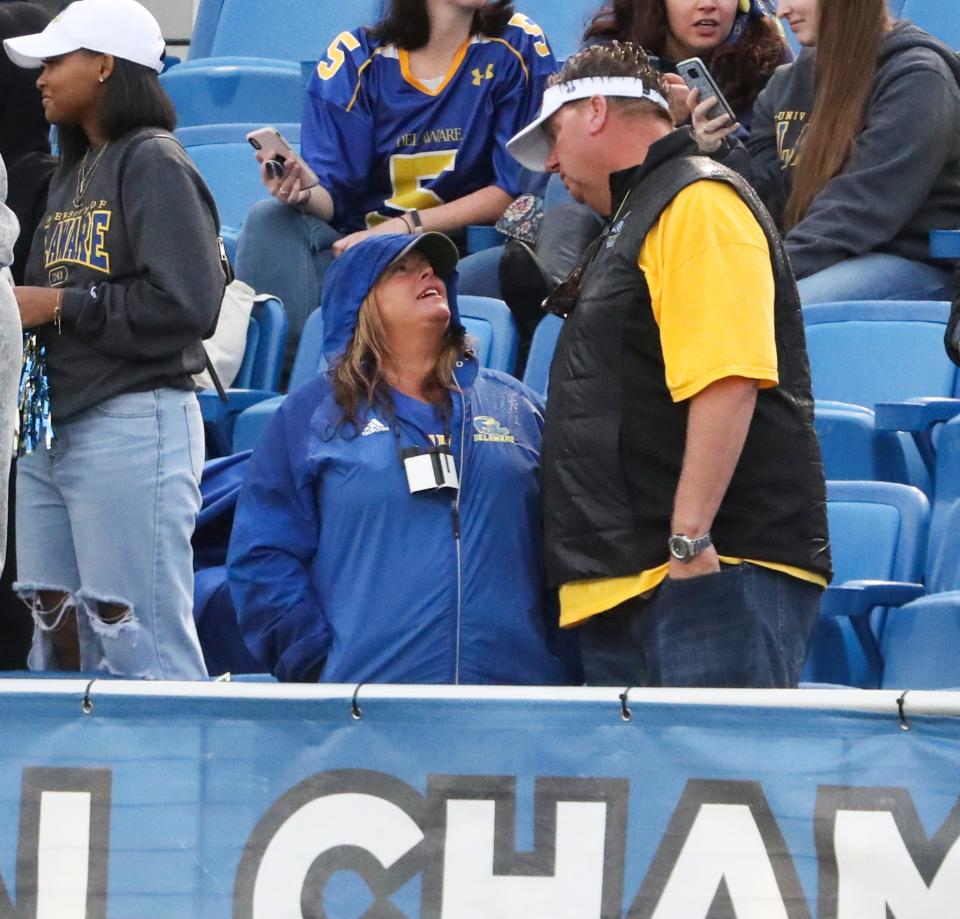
[226,232,578,685]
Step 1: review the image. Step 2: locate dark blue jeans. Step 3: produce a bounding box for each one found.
[578,563,822,688]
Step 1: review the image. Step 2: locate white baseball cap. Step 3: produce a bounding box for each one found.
[3,0,165,74]
[507,76,671,172]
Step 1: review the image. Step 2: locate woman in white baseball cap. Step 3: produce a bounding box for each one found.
[3,0,226,680]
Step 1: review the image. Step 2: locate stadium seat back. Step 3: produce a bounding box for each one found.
[880,592,960,689]
[177,123,301,240]
[161,60,303,128]
[803,301,955,407]
[803,480,930,686]
[209,0,383,61]
[232,297,288,392]
[522,314,563,398]
[288,307,329,391]
[925,414,960,591]
[458,296,520,374]
[826,481,929,585]
[813,401,876,481]
[900,0,960,49]
[189,0,225,59]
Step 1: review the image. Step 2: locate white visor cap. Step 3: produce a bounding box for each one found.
[4,0,165,73]
[507,76,671,171]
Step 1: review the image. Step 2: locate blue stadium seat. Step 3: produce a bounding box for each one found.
[200,297,289,455]
[161,58,303,127]
[900,0,960,49]
[930,229,960,259]
[813,401,876,480]
[189,0,224,59]
[858,417,960,689]
[177,123,300,256]
[522,313,563,398]
[802,480,930,687]
[232,297,288,391]
[879,591,960,688]
[208,0,383,62]
[459,295,520,374]
[231,307,328,454]
[804,300,955,491]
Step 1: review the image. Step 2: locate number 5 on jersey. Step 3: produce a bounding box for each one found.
[369,150,459,226]
[317,31,361,81]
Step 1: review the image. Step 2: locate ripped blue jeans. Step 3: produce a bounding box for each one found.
[15,389,208,679]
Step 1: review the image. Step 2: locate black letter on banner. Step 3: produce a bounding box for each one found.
[420,775,629,919]
[815,786,960,918]
[627,779,810,919]
[234,769,428,919]
[14,767,112,919]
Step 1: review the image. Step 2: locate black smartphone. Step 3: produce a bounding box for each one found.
[676,57,737,123]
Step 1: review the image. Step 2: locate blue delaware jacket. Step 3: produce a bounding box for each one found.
[226,235,578,685]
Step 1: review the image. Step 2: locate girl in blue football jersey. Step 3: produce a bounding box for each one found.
[235,0,556,368]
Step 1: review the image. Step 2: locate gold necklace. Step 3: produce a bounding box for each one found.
[73,142,109,208]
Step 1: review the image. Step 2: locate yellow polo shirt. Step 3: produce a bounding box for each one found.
[559,180,826,629]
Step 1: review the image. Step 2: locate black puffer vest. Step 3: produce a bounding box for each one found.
[542,130,832,588]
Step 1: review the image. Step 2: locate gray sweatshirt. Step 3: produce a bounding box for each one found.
[716,21,960,279]
[23,128,224,420]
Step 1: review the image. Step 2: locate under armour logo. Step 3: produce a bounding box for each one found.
[471,64,494,86]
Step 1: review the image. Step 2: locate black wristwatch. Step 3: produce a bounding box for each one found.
[668,532,713,563]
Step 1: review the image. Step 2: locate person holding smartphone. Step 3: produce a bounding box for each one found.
[584,0,788,132]
[235,0,556,367]
[497,0,788,337]
[691,0,960,304]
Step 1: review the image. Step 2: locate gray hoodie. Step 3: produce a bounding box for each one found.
[23,128,224,420]
[718,21,960,279]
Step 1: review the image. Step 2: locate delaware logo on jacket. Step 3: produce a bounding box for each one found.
[473,416,516,444]
[42,204,112,277]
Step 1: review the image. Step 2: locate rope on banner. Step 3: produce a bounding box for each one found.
[351,682,366,721]
[897,690,911,731]
[619,687,633,722]
[81,679,96,715]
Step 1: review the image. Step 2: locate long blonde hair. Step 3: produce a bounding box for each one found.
[331,288,467,432]
[783,0,889,229]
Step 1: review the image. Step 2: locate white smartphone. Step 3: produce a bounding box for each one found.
[676,58,737,124]
[246,125,319,190]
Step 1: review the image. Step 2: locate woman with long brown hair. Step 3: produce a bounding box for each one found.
[234,0,557,366]
[227,232,578,685]
[693,0,960,302]
[584,0,789,131]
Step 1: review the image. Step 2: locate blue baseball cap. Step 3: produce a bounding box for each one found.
[320,232,462,363]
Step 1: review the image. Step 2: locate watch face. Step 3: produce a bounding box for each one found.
[668,536,690,561]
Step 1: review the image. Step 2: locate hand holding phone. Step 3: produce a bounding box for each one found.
[676,58,740,153]
[676,58,736,124]
[246,126,320,190]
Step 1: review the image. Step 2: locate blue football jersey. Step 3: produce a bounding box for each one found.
[301,14,557,233]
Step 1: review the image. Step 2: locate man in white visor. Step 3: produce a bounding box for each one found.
[509,43,831,689]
